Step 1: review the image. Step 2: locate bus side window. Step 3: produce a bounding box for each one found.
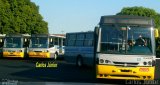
[55,37,58,45]
[67,34,76,46]
[75,34,84,46]
[84,33,93,47]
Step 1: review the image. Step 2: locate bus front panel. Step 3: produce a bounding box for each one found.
[3,48,24,58]
[28,48,50,58]
[96,65,154,80]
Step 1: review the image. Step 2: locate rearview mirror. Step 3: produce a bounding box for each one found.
[154,29,159,38]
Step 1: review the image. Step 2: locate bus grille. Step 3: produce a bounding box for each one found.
[110,75,140,78]
[113,62,138,66]
[34,51,42,52]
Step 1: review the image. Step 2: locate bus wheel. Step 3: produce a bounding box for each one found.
[76,57,83,67]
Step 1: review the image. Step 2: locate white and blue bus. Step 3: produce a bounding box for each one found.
[28,34,65,59]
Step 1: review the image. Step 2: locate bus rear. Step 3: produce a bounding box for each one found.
[95,15,156,80]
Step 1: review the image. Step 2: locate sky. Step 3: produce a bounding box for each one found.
[31,0,160,34]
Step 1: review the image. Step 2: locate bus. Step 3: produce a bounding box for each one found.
[95,15,158,80]
[3,34,30,58]
[65,31,94,67]
[65,15,159,80]
[28,34,65,59]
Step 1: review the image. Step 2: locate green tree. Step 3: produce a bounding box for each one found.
[117,6,160,28]
[0,0,48,34]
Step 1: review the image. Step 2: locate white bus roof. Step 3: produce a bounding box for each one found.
[50,34,66,38]
[31,34,66,38]
[5,34,31,37]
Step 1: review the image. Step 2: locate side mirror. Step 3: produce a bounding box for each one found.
[155,29,159,38]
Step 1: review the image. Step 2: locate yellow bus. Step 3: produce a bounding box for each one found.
[28,34,65,59]
[95,15,158,80]
[3,34,30,58]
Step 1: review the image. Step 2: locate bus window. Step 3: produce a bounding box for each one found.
[75,34,84,46]
[55,37,59,45]
[68,34,76,46]
[84,33,94,46]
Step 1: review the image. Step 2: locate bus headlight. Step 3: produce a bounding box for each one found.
[105,60,111,64]
[43,50,49,52]
[143,62,147,65]
[99,59,104,63]
[17,50,22,52]
[143,61,152,65]
[148,61,152,65]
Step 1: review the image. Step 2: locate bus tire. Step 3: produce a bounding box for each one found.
[76,56,83,67]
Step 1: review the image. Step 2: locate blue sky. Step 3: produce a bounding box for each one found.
[31,0,160,34]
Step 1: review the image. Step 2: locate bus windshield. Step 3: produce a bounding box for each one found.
[100,25,153,55]
[4,37,22,48]
[30,37,48,48]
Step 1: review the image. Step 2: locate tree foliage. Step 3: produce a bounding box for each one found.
[117,6,160,28]
[0,0,48,34]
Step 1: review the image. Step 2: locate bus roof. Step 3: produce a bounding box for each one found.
[31,34,66,38]
[51,34,66,38]
[100,15,154,26]
[5,34,30,37]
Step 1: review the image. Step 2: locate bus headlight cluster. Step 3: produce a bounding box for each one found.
[143,61,152,65]
[99,59,111,64]
[99,59,104,63]
[43,50,49,52]
[17,50,22,52]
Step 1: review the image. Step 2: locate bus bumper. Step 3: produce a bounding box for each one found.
[28,52,50,58]
[3,52,24,58]
[96,65,155,80]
